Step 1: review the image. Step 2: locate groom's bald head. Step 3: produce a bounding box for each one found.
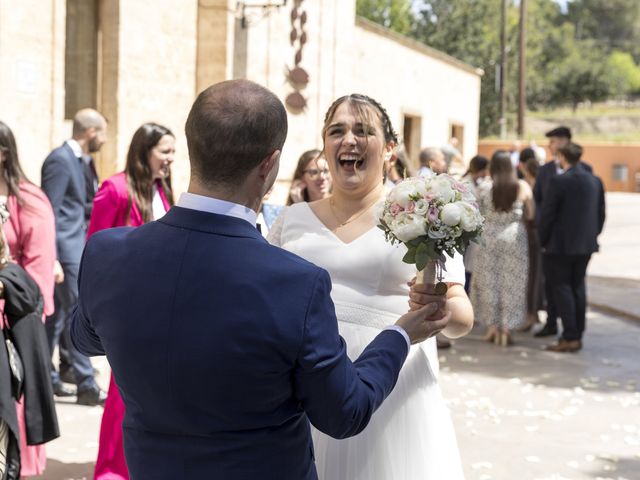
[185,79,288,190]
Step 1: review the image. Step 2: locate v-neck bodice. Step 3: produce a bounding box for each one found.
[269,202,465,322]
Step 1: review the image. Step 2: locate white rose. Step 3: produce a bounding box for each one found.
[413,199,428,215]
[427,224,447,239]
[440,203,461,226]
[458,201,482,231]
[390,178,427,207]
[429,177,456,204]
[393,213,427,242]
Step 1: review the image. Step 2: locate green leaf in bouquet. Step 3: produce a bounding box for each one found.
[402,246,416,265]
[415,242,431,271]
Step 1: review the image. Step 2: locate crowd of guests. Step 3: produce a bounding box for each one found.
[0,111,177,478]
[427,127,605,353]
[0,92,604,479]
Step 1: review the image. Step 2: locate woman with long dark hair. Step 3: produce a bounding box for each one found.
[0,121,58,477]
[471,150,535,346]
[89,122,175,480]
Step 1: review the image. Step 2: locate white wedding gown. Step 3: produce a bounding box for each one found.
[269,203,466,480]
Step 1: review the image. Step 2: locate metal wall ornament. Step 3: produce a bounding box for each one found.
[285,0,309,113]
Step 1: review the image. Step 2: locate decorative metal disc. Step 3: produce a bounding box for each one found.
[434,282,448,296]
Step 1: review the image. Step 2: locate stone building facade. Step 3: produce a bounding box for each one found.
[0,0,481,200]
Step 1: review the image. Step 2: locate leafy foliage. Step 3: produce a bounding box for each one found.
[356,0,640,136]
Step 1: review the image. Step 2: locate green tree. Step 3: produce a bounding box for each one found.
[356,0,415,36]
[605,51,640,97]
[412,0,520,136]
[567,0,640,62]
[548,40,610,110]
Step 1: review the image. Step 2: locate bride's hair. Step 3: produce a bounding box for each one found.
[321,94,398,147]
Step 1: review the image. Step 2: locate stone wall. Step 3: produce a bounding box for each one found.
[1,0,481,201]
[0,0,66,183]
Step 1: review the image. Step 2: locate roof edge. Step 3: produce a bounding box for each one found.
[355,16,484,77]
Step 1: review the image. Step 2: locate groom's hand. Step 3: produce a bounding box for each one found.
[395,303,452,345]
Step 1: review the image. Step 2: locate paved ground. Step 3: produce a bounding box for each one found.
[442,311,639,480]
[33,193,640,480]
[587,192,640,320]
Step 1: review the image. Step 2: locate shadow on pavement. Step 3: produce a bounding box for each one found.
[30,459,94,480]
[584,455,640,479]
[440,311,639,395]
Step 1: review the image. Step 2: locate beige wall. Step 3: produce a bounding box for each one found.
[0,0,66,183]
[108,0,198,194]
[0,0,197,192]
[1,0,481,202]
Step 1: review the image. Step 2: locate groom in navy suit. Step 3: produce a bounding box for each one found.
[71,80,449,479]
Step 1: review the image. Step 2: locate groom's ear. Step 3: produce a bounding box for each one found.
[258,150,281,180]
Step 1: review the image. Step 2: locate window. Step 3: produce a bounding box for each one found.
[403,114,422,168]
[612,164,628,182]
[450,123,464,158]
[64,0,99,118]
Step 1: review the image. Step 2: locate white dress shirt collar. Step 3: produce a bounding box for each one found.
[65,139,83,159]
[177,192,257,227]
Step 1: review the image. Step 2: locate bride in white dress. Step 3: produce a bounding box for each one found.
[269,94,473,479]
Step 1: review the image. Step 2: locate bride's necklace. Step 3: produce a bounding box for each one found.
[329,196,380,230]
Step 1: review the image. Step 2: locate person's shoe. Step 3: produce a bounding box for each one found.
[76,386,107,406]
[53,382,76,397]
[59,368,76,385]
[545,339,582,353]
[534,323,558,338]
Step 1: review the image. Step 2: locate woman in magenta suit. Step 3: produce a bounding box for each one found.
[89,123,175,480]
[0,121,57,477]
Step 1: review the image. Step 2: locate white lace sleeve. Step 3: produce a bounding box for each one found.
[266,207,287,246]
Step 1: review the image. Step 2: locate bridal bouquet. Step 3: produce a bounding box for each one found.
[378,174,484,292]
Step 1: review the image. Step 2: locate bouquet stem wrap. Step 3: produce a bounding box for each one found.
[415,259,437,286]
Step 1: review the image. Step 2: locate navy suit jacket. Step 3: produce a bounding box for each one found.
[539,165,605,255]
[71,206,409,480]
[41,143,88,264]
[533,160,593,226]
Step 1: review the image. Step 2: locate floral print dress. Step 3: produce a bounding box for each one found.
[470,183,529,330]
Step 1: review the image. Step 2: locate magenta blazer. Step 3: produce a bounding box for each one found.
[4,182,57,317]
[87,172,171,238]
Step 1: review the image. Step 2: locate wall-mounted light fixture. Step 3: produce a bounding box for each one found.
[238,1,288,28]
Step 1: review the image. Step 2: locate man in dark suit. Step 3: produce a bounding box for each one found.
[70,80,448,479]
[539,142,605,352]
[41,108,107,406]
[533,126,593,337]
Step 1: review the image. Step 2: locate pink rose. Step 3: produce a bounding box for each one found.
[405,201,416,213]
[453,181,467,193]
[389,203,403,216]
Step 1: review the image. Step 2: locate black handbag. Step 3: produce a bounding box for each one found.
[3,329,24,400]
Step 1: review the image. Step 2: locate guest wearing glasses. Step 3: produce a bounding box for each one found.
[286,149,332,205]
